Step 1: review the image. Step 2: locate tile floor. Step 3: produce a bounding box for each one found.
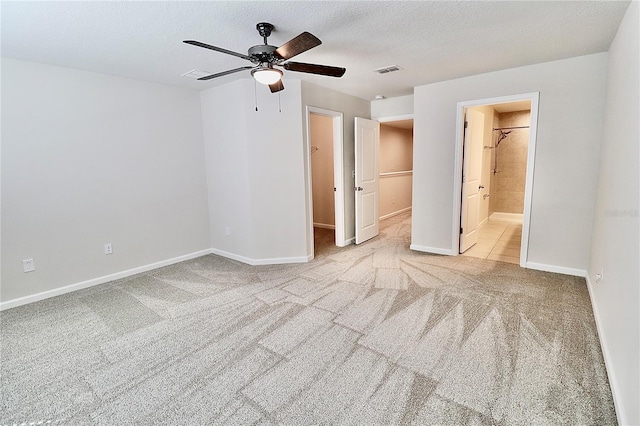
[461,220,522,264]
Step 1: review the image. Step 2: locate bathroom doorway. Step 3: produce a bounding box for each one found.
[454,93,539,267]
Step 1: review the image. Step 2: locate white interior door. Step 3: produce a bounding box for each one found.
[355,117,380,244]
[460,109,484,253]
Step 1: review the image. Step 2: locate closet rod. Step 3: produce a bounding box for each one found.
[493,126,529,131]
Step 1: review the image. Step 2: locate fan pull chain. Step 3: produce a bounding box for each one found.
[278,92,282,113]
[254,79,258,112]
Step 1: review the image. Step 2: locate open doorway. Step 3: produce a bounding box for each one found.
[310,113,335,230]
[309,113,336,255]
[305,106,345,259]
[377,116,414,240]
[454,93,539,267]
[379,120,414,222]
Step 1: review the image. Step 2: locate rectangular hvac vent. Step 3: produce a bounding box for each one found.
[374,65,401,74]
[181,69,211,79]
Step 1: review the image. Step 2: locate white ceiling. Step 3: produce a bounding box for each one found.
[1,1,630,101]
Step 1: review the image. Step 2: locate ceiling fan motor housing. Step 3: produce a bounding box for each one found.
[248,44,279,64]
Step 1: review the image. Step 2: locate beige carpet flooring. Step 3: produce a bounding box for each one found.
[1,212,616,425]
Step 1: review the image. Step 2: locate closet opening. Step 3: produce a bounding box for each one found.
[305,106,346,259]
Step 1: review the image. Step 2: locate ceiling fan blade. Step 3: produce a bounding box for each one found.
[184,40,253,62]
[274,32,321,60]
[283,62,346,77]
[198,66,254,81]
[269,80,285,93]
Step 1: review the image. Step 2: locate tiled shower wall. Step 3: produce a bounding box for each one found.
[489,111,530,214]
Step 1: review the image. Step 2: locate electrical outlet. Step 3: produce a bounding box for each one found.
[22,258,35,273]
[225,226,231,237]
[104,243,113,255]
[595,266,604,284]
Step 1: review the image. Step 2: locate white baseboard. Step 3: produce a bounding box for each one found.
[478,217,489,228]
[380,207,412,221]
[490,212,523,223]
[210,248,311,266]
[584,274,624,425]
[524,262,586,277]
[410,244,455,256]
[313,223,336,230]
[1,246,316,311]
[0,249,213,311]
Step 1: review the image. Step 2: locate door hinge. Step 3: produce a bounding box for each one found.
[460,227,463,234]
[464,121,468,129]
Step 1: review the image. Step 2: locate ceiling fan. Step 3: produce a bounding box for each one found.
[184,22,346,93]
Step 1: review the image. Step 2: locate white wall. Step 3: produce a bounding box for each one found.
[587,2,639,424]
[301,81,371,245]
[200,80,253,258]
[201,78,308,263]
[1,58,211,304]
[371,94,414,119]
[412,53,608,273]
[379,174,412,219]
[379,125,413,173]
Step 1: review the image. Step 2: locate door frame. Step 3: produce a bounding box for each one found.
[452,92,540,267]
[304,106,346,259]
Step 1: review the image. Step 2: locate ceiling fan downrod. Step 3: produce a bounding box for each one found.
[256,22,274,45]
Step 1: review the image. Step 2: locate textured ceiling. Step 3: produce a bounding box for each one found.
[1,1,630,100]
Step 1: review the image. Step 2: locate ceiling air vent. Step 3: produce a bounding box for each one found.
[374,65,401,74]
[181,69,212,79]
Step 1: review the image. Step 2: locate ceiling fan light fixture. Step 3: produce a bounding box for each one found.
[251,67,283,85]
